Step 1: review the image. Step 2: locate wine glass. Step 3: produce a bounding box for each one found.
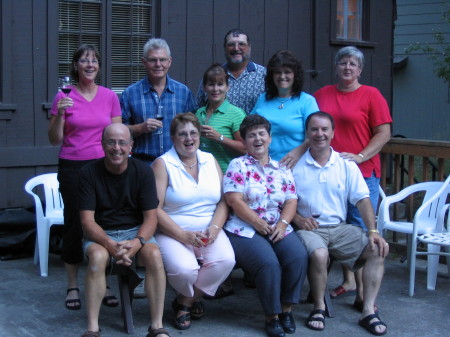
[59,76,72,96]
[309,199,322,221]
[155,106,164,135]
[198,229,210,263]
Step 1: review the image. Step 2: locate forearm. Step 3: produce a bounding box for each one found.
[127,123,146,138]
[220,137,246,154]
[359,124,391,161]
[226,196,266,228]
[356,198,377,231]
[278,199,297,223]
[48,115,65,145]
[156,208,188,241]
[208,199,229,229]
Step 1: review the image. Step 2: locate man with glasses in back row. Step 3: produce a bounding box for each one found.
[196,28,266,114]
[121,38,197,164]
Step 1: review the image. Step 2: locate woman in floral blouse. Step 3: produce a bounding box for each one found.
[223,114,308,337]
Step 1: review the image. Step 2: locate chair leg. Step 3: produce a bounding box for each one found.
[324,285,334,318]
[37,223,51,277]
[409,238,418,297]
[426,244,440,291]
[117,274,134,335]
[446,246,450,278]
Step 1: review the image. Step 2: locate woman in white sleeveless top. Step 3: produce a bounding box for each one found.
[152,113,235,331]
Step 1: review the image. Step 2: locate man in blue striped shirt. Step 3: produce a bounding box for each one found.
[121,38,197,163]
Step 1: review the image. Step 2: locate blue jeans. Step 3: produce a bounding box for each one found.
[226,231,308,315]
[346,172,380,230]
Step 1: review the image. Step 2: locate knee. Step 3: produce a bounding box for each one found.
[86,246,109,273]
[311,248,329,266]
[140,244,164,270]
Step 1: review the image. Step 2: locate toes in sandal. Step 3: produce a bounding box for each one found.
[359,313,387,336]
[102,286,119,307]
[80,330,101,337]
[66,287,81,310]
[190,300,205,320]
[306,309,326,331]
[171,298,191,330]
[146,327,171,337]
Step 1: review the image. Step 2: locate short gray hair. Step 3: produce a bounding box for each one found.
[334,46,364,69]
[143,38,171,58]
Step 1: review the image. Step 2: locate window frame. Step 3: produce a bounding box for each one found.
[49,0,159,102]
[330,0,376,48]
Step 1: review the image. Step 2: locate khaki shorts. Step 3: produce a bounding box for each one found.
[296,224,368,271]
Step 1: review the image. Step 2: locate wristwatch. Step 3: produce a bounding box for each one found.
[135,235,146,247]
[218,134,224,143]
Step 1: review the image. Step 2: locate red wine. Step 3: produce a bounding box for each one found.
[156,116,164,121]
[61,88,71,95]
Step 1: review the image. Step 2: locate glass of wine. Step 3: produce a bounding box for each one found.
[59,76,72,96]
[155,106,164,135]
[198,229,210,263]
[309,199,322,221]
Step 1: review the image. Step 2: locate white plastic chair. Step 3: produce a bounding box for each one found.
[377,175,450,296]
[24,173,64,277]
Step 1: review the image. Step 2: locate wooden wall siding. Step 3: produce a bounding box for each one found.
[0,0,395,209]
[393,0,449,141]
[162,0,315,94]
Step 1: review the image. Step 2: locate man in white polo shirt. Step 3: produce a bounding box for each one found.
[292,111,389,336]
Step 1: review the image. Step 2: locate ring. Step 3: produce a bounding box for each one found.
[385,243,388,246]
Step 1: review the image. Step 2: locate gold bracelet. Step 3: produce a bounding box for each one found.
[368,229,379,234]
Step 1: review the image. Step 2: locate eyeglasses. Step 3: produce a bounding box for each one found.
[226,41,248,49]
[79,59,99,65]
[176,131,199,139]
[145,57,170,64]
[104,140,132,147]
[337,61,360,68]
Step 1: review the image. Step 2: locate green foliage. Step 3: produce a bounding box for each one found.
[406,5,450,86]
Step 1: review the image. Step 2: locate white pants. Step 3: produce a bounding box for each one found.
[155,230,235,297]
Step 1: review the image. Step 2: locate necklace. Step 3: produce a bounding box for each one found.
[276,96,292,109]
[180,160,197,170]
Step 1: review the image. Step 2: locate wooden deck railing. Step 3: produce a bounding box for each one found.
[379,138,450,255]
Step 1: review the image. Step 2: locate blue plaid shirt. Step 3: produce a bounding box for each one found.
[121,75,197,157]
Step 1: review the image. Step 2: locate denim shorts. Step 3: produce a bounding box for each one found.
[83,226,158,253]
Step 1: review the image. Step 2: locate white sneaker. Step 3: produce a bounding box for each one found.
[133,280,146,299]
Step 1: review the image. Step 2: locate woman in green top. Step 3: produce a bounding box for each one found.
[196,64,246,172]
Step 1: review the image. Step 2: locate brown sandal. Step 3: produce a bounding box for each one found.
[146,327,171,337]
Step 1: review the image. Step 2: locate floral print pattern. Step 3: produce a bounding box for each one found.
[223,154,297,238]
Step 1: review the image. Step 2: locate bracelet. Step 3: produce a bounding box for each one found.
[210,224,220,230]
[358,153,365,161]
[279,219,289,226]
[368,229,379,234]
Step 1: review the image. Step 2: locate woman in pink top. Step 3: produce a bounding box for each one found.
[48,44,122,310]
[314,46,392,310]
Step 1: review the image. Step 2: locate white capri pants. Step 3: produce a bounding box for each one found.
[155,230,235,297]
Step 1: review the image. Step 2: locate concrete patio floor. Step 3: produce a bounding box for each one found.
[0,253,449,337]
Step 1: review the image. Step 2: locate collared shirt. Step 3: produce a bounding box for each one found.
[195,99,246,172]
[292,148,370,226]
[223,154,297,238]
[196,62,266,114]
[121,75,197,157]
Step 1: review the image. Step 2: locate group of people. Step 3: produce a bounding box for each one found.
[49,28,392,337]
